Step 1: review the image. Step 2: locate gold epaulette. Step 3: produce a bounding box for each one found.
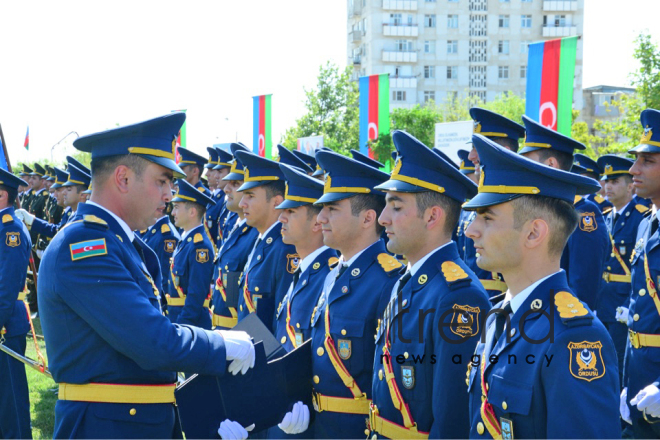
[574,195,583,205]
[594,194,605,203]
[161,223,171,234]
[193,233,203,243]
[602,206,613,215]
[636,204,650,214]
[328,256,339,268]
[377,253,403,272]
[441,261,469,282]
[83,215,108,226]
[2,214,12,224]
[555,291,588,319]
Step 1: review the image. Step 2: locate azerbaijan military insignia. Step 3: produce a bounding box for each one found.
[338,339,351,360]
[568,341,606,382]
[450,304,480,338]
[578,212,597,232]
[286,253,300,273]
[295,332,303,347]
[196,249,209,263]
[500,418,514,439]
[5,232,20,247]
[164,239,176,253]
[401,365,415,389]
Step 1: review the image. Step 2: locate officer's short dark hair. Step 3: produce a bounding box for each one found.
[182,163,203,177]
[263,181,286,201]
[181,201,206,221]
[533,149,574,172]
[510,195,578,257]
[68,184,87,194]
[414,191,461,237]
[305,203,322,221]
[91,154,149,184]
[489,136,519,152]
[350,194,386,235]
[609,174,633,185]
[0,184,17,205]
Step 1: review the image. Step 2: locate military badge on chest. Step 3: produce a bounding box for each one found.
[286,253,300,273]
[401,365,415,389]
[568,341,606,382]
[450,304,481,338]
[6,232,20,247]
[338,339,351,360]
[164,239,176,253]
[196,249,209,263]
[579,212,597,232]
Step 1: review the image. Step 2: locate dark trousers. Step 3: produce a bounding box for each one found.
[0,335,32,439]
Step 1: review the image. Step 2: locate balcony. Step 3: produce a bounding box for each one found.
[542,25,577,37]
[349,1,362,17]
[382,50,417,63]
[543,0,578,11]
[353,55,362,65]
[383,23,419,37]
[382,0,417,11]
[351,30,364,42]
[390,76,417,88]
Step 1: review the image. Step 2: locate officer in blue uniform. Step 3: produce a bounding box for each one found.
[276,144,314,175]
[203,146,224,250]
[458,148,477,184]
[234,150,299,332]
[166,179,215,329]
[140,209,180,305]
[366,131,490,439]
[37,113,255,439]
[292,149,319,176]
[178,147,211,195]
[304,150,401,439]
[211,147,235,245]
[0,169,33,439]
[621,109,660,437]
[465,134,620,439]
[460,108,524,301]
[211,144,259,329]
[574,153,613,213]
[456,149,477,259]
[520,115,610,311]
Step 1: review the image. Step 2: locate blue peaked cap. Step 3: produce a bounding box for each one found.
[457,149,475,175]
[62,164,91,189]
[630,108,660,154]
[311,147,333,177]
[173,178,215,207]
[292,149,318,172]
[51,167,69,189]
[597,154,634,181]
[277,144,313,174]
[214,148,233,170]
[277,163,325,209]
[573,153,599,175]
[350,149,385,169]
[0,168,28,191]
[470,107,525,145]
[520,115,585,155]
[234,150,285,192]
[223,143,250,181]
[205,147,220,169]
[178,147,207,169]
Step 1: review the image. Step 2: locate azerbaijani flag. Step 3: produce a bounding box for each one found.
[525,36,578,135]
[359,74,390,159]
[70,238,107,261]
[172,109,187,162]
[24,126,29,150]
[253,95,272,158]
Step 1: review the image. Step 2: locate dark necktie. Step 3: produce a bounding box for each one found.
[292,267,301,287]
[132,239,146,264]
[493,302,512,343]
[397,271,412,295]
[336,264,349,279]
[651,215,659,237]
[613,212,620,225]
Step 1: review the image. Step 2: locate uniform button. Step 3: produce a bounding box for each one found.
[341,329,347,336]
[510,329,516,336]
[129,408,137,416]
[257,255,261,261]
[255,287,259,292]
[607,266,612,271]
[621,240,625,244]
[313,375,320,384]
[640,289,647,296]
[622,222,625,226]
[296,323,301,328]
[240,305,243,311]
[379,369,383,380]
[502,401,508,410]
[466,378,469,386]
[477,422,485,435]
[281,336,287,344]
[403,352,409,359]
[372,435,377,440]
[486,383,489,391]
[634,314,640,322]
[611,253,615,258]
[365,429,370,436]
[317,347,325,356]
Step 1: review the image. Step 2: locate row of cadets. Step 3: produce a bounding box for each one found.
[367,131,490,439]
[572,153,615,213]
[17,163,34,208]
[217,145,246,245]
[206,146,234,245]
[177,147,216,243]
[166,179,216,329]
[43,165,64,228]
[0,168,33,438]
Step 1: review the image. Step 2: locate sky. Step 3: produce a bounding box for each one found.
[0,0,659,166]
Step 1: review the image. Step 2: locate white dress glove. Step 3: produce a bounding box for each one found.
[616,307,629,324]
[631,384,660,418]
[14,208,34,227]
[621,387,632,424]
[217,420,255,440]
[278,401,310,434]
[217,330,255,375]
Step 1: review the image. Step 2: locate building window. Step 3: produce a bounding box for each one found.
[498,66,509,79]
[424,91,436,102]
[393,90,407,101]
[424,40,436,53]
[395,40,414,51]
[521,15,532,28]
[520,65,527,79]
[555,15,567,27]
[498,15,510,28]
[447,14,458,29]
[498,40,510,55]
[425,14,437,28]
[447,66,457,79]
[447,40,458,54]
[520,40,529,53]
[390,13,402,25]
[424,65,436,78]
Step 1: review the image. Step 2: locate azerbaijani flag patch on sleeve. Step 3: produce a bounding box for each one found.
[70,239,108,261]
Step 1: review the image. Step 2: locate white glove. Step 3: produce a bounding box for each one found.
[278,401,310,434]
[217,420,255,440]
[36,249,44,259]
[218,330,255,375]
[14,209,34,226]
[621,387,632,424]
[616,307,629,324]
[631,384,660,418]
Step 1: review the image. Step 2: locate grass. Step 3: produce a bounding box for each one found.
[24,318,56,439]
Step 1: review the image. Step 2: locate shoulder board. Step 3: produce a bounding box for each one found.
[636,204,650,214]
[594,194,605,203]
[2,214,13,224]
[83,215,109,229]
[197,186,207,193]
[161,223,171,234]
[554,291,593,327]
[573,195,583,205]
[193,232,203,243]
[42,191,49,197]
[377,253,403,273]
[441,261,472,289]
[602,206,613,215]
[328,256,339,268]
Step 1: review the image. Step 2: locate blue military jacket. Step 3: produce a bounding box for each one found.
[141,216,180,293]
[217,208,237,245]
[167,224,214,329]
[371,242,490,439]
[30,206,73,239]
[310,240,401,438]
[560,196,610,310]
[211,218,259,329]
[205,190,225,248]
[586,193,613,213]
[274,247,338,352]
[467,271,620,438]
[599,202,648,322]
[237,222,299,332]
[0,207,31,337]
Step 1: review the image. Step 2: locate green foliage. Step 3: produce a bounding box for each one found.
[630,32,660,109]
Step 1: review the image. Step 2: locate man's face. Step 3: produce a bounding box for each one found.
[216,168,230,190]
[279,205,315,246]
[604,176,633,207]
[205,168,218,190]
[45,180,53,191]
[317,197,364,251]
[465,202,524,273]
[223,180,243,213]
[30,175,42,190]
[125,163,173,231]
[54,187,65,206]
[171,202,195,230]
[63,186,82,208]
[238,186,277,230]
[379,192,427,257]
[181,164,198,184]
[630,153,660,201]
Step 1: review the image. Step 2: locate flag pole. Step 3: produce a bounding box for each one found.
[0,123,13,172]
